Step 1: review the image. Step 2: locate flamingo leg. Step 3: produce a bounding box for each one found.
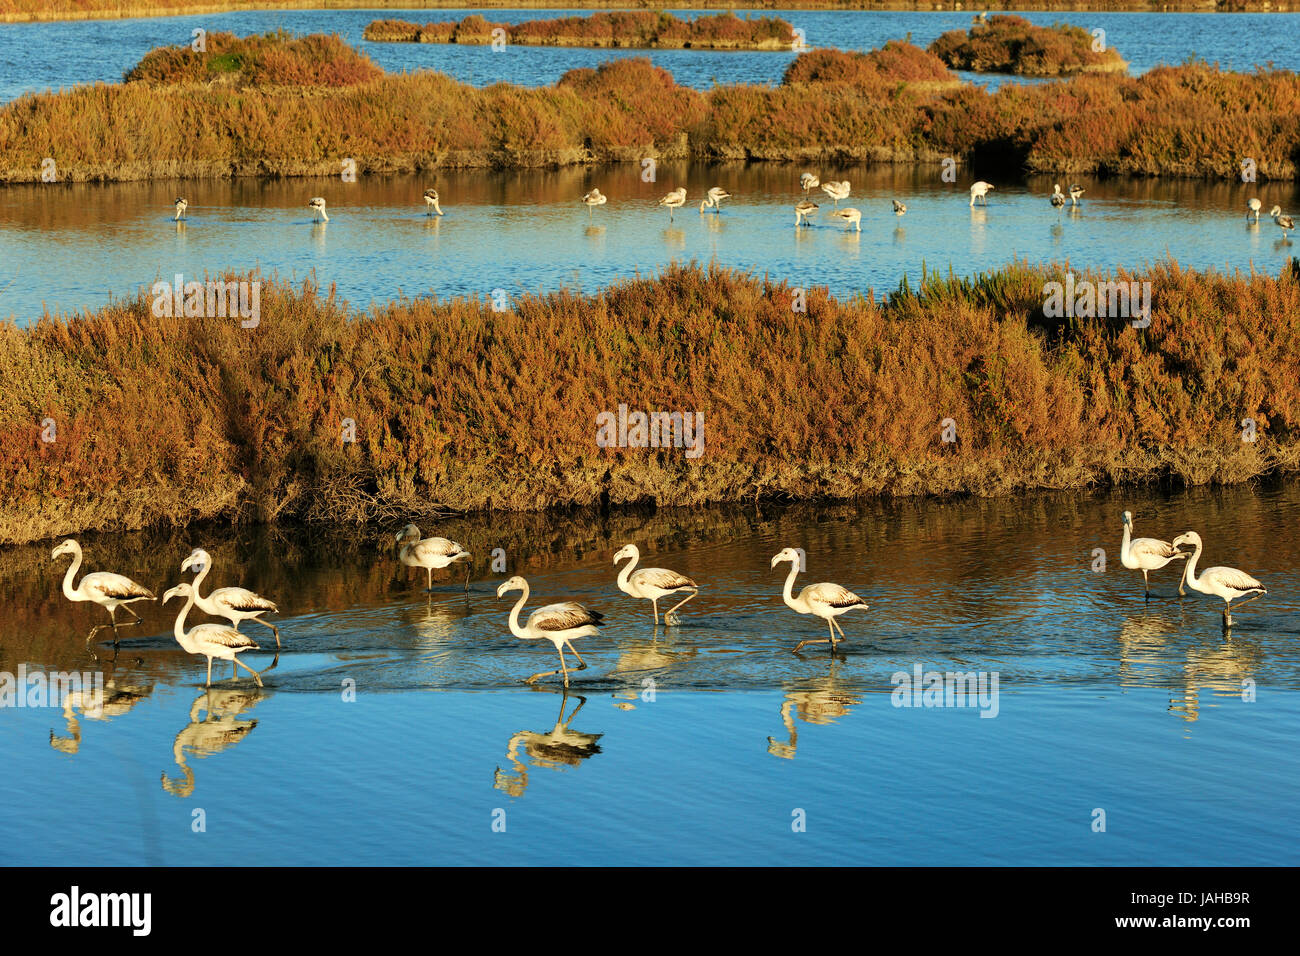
[425,567,433,592]
[463,560,471,592]
[234,657,264,687]
[121,604,145,625]
[665,589,697,624]
[831,617,848,643]
[565,642,588,671]
[793,621,835,654]
[206,657,214,688]
[651,598,659,626]
[252,616,282,648]
[1143,569,1150,599]
[525,646,568,686]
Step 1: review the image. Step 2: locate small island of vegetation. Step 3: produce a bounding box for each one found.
[364,12,795,51]
[929,15,1128,76]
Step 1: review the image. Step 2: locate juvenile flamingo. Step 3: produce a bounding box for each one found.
[396,524,472,591]
[1247,198,1261,222]
[163,583,264,687]
[658,187,687,222]
[1050,184,1066,211]
[1068,184,1085,206]
[52,540,155,647]
[581,188,606,218]
[497,576,603,686]
[831,207,862,232]
[706,187,730,211]
[613,544,699,625]
[424,189,444,216]
[800,172,820,194]
[1172,531,1266,627]
[173,198,188,221]
[1119,511,1186,598]
[771,547,869,653]
[795,199,819,227]
[1270,205,1295,239]
[308,197,329,222]
[892,199,907,216]
[821,180,850,209]
[181,548,281,647]
[969,181,994,206]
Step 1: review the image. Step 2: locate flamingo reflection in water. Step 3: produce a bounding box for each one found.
[766,660,860,759]
[50,666,154,755]
[494,689,602,797]
[162,688,264,797]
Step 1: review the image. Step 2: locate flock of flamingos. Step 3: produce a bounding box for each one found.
[169,175,1297,237]
[50,511,1266,690]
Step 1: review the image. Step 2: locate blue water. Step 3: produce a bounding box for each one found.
[1,8,1298,104]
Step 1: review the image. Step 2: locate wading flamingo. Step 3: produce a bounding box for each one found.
[706,187,730,211]
[795,199,819,227]
[309,197,329,222]
[1069,184,1085,206]
[613,544,699,626]
[1050,184,1066,210]
[1270,205,1295,239]
[396,524,472,591]
[424,189,444,216]
[969,181,994,206]
[52,540,155,647]
[1172,531,1266,627]
[1119,511,1186,598]
[831,207,862,232]
[821,180,850,209]
[497,576,603,686]
[892,199,907,216]
[699,195,716,214]
[800,172,820,194]
[771,547,869,653]
[163,583,264,687]
[173,198,188,221]
[581,188,606,218]
[181,548,281,648]
[658,187,687,222]
[1247,198,1261,222]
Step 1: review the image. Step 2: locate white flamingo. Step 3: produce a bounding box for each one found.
[1172,531,1266,627]
[892,199,907,216]
[658,187,687,222]
[1270,205,1295,239]
[795,199,819,226]
[706,186,730,211]
[497,576,603,686]
[821,180,850,209]
[1119,511,1186,598]
[771,547,870,653]
[163,583,264,687]
[1246,198,1261,222]
[831,207,862,232]
[181,548,281,648]
[1068,184,1085,206]
[52,540,155,646]
[581,188,606,218]
[800,172,820,194]
[613,544,699,625]
[699,194,716,214]
[969,181,994,206]
[1050,183,1066,210]
[424,188,444,216]
[308,197,329,222]
[173,198,188,221]
[396,524,472,591]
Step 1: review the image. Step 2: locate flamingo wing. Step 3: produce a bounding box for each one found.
[633,568,696,592]
[1129,537,1183,561]
[211,587,278,614]
[411,537,466,562]
[803,582,867,610]
[191,623,259,651]
[84,572,155,601]
[532,603,604,631]
[1204,567,1264,592]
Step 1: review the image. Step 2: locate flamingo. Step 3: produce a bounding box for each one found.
[581,188,606,218]
[1068,184,1085,206]
[821,180,850,209]
[795,199,819,227]
[1247,198,1261,222]
[706,187,730,211]
[173,198,188,221]
[396,524,472,591]
[181,548,281,648]
[658,187,686,222]
[831,207,862,232]
[699,194,716,214]
[770,547,869,653]
[1171,531,1266,627]
[163,583,264,687]
[1050,183,1066,211]
[497,576,603,686]
[892,199,907,216]
[308,197,329,222]
[51,540,155,647]
[1270,205,1295,239]
[800,172,820,194]
[969,181,994,206]
[1119,511,1186,598]
[613,544,699,625]
[424,188,444,216]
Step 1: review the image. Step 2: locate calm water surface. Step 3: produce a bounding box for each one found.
[2,485,1299,864]
[1,8,1298,104]
[2,164,1296,323]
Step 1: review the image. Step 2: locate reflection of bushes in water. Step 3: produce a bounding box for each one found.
[2,33,1296,181]
[929,15,1127,76]
[6,260,1300,555]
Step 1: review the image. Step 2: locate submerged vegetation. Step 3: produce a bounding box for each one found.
[929,15,1128,76]
[0,32,1295,181]
[364,12,795,50]
[5,261,1299,546]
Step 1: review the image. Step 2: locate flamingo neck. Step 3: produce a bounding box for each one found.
[616,552,638,592]
[1183,540,1203,587]
[507,584,530,639]
[61,548,84,602]
[190,558,212,605]
[1120,522,1132,561]
[782,561,802,610]
[172,591,197,647]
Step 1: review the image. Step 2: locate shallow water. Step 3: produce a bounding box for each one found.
[2,484,1299,864]
[2,7,1298,105]
[2,164,1297,323]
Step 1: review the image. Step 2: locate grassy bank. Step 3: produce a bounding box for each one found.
[1,32,1297,181]
[5,261,1300,546]
[929,15,1128,75]
[364,12,795,50]
[1,1,1296,25]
